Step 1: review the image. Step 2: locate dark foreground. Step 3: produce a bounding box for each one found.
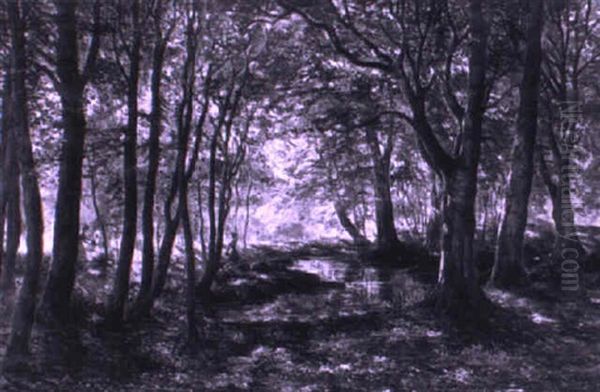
[1,242,600,391]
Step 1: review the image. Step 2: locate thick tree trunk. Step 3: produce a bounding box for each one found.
[40,0,88,324]
[138,20,167,308]
[436,168,486,319]
[4,0,45,367]
[107,0,141,327]
[492,0,543,289]
[434,0,488,320]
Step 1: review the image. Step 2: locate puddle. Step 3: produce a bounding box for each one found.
[220,258,416,323]
[290,258,397,301]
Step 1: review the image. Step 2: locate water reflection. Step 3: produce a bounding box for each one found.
[291,258,397,303]
[221,259,404,324]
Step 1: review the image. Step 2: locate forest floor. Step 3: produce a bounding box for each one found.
[1,237,600,391]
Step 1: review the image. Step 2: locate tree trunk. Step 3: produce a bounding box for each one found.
[198,124,220,296]
[0,73,10,285]
[551,160,586,290]
[150,209,180,301]
[106,0,141,327]
[425,175,442,253]
[365,127,400,253]
[436,168,486,319]
[180,167,198,346]
[89,160,109,261]
[334,201,369,245]
[492,0,543,289]
[138,0,168,310]
[373,162,399,251]
[4,0,45,367]
[434,0,488,320]
[134,116,183,319]
[40,0,89,324]
[197,181,208,262]
[0,114,20,301]
[137,10,206,316]
[538,116,586,292]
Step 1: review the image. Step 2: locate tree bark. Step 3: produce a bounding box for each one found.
[425,175,442,253]
[0,102,20,301]
[40,0,97,324]
[0,72,9,286]
[365,127,400,253]
[4,0,45,367]
[138,6,168,309]
[334,201,369,245]
[243,179,252,249]
[136,12,208,317]
[106,0,141,327]
[280,0,489,320]
[89,159,109,261]
[434,0,488,320]
[180,159,198,346]
[200,125,220,295]
[492,0,543,289]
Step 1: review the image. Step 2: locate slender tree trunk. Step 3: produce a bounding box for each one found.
[0,118,20,301]
[180,168,198,346]
[4,0,45,367]
[107,0,141,327]
[334,201,369,245]
[89,161,109,261]
[138,2,168,309]
[243,179,253,249]
[434,0,488,319]
[425,175,442,252]
[198,127,219,295]
[492,0,543,288]
[40,0,89,324]
[197,180,208,262]
[365,127,400,253]
[0,73,10,283]
[138,10,207,316]
[134,105,184,318]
